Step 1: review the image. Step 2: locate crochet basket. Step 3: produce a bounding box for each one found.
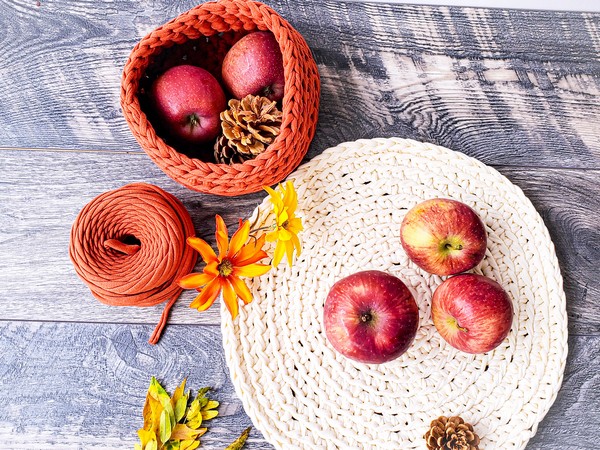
[120,0,320,196]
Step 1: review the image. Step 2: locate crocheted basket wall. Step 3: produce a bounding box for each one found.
[120,0,320,196]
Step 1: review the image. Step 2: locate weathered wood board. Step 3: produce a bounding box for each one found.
[1,0,599,448]
[1,1,599,168]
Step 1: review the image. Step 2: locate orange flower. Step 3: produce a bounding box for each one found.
[178,215,271,319]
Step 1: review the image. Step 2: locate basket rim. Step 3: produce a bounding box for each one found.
[120,0,311,175]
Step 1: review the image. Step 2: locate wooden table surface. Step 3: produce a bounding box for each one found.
[1,0,599,448]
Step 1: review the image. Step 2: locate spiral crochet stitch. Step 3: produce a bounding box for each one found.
[221,138,568,449]
[69,183,196,344]
[120,0,320,196]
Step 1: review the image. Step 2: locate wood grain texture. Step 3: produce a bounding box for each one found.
[0,322,265,449]
[0,0,599,168]
[0,149,598,334]
[0,321,598,450]
[1,0,599,448]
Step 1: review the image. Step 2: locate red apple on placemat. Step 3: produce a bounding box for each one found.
[432,274,513,354]
[221,31,285,101]
[151,65,226,144]
[323,270,419,364]
[400,198,487,276]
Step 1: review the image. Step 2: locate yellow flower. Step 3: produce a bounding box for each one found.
[177,215,270,319]
[263,181,303,267]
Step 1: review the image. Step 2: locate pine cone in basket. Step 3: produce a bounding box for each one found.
[424,416,481,450]
[214,135,254,165]
[220,94,282,159]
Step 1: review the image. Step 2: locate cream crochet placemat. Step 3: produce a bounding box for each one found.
[221,138,568,449]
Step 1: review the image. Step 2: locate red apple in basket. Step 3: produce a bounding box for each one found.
[151,65,226,144]
[323,270,419,364]
[432,274,513,354]
[221,31,285,101]
[400,198,487,276]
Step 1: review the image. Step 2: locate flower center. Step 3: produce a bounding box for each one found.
[282,219,289,230]
[218,259,233,277]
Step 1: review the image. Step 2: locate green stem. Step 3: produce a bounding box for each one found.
[250,223,277,234]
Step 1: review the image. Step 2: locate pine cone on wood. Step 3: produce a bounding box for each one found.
[220,94,282,159]
[424,416,481,450]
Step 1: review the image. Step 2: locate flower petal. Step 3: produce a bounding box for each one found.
[234,234,268,266]
[187,237,218,263]
[282,181,298,216]
[214,215,229,259]
[229,276,253,305]
[277,209,289,227]
[272,239,286,268]
[277,228,292,241]
[204,261,219,277]
[178,272,214,290]
[287,217,304,234]
[233,263,272,278]
[264,185,283,212]
[265,230,278,242]
[221,279,239,319]
[285,240,295,267]
[189,278,221,311]
[228,220,250,258]
[291,233,302,257]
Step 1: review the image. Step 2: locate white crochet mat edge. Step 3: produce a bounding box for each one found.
[221,138,568,450]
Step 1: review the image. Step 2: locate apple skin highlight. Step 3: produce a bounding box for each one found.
[400,198,487,276]
[151,65,226,144]
[221,31,285,102]
[323,270,419,364]
[431,273,514,354]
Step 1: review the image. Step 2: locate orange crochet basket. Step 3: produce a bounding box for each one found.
[120,0,320,196]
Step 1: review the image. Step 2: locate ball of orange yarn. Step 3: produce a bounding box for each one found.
[69,182,196,344]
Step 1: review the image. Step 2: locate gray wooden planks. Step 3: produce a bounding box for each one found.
[0,1,599,168]
[1,0,599,448]
[0,322,598,449]
[0,321,265,449]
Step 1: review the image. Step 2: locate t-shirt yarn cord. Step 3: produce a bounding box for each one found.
[69,182,196,344]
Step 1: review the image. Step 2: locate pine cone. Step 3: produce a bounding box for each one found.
[214,135,254,165]
[220,94,282,158]
[424,416,481,450]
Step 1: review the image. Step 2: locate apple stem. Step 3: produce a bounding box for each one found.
[360,312,372,323]
[261,85,274,98]
[187,113,200,128]
[448,316,468,332]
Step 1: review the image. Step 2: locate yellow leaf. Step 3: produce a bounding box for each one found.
[185,399,200,421]
[150,377,172,409]
[170,423,207,441]
[159,409,174,444]
[137,429,156,448]
[224,427,252,450]
[171,378,187,422]
[205,400,219,410]
[142,390,163,439]
[171,379,188,423]
[201,410,218,421]
[174,397,188,423]
[179,440,200,450]
[186,416,202,430]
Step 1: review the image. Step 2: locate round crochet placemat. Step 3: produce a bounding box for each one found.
[221,138,568,449]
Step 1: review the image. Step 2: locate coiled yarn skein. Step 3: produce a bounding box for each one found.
[69,183,196,344]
